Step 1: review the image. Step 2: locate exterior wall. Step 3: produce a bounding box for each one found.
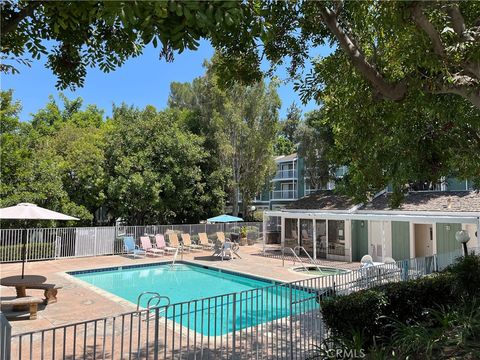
[368,221,392,262]
[297,157,305,198]
[391,221,410,260]
[462,223,479,248]
[351,220,368,261]
[436,223,462,254]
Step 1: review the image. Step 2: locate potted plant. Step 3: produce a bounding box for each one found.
[239,226,248,246]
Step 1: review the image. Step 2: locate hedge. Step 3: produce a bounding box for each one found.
[0,242,56,261]
[321,255,480,346]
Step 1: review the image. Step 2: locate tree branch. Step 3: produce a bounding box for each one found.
[1,1,40,36]
[319,6,407,102]
[433,84,480,109]
[411,2,445,57]
[446,5,473,41]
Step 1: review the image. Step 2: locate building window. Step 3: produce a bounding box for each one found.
[285,218,298,248]
[328,220,345,256]
[300,219,314,257]
[316,220,327,258]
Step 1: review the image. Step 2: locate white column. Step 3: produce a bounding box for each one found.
[297,218,301,246]
[381,221,385,262]
[313,219,317,260]
[281,217,285,247]
[432,223,437,255]
[344,220,352,262]
[409,222,415,258]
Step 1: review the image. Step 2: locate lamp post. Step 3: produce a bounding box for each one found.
[455,230,470,256]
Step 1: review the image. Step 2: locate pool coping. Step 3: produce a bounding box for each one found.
[287,265,352,277]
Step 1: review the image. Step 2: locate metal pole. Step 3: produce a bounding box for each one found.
[21,225,27,279]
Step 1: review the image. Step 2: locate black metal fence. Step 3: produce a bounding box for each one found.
[3,254,440,360]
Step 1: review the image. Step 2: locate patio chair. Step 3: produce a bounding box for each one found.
[168,232,189,253]
[154,234,177,255]
[216,232,230,244]
[140,236,164,257]
[181,233,202,251]
[221,242,234,261]
[198,233,215,250]
[123,236,146,258]
[360,254,374,267]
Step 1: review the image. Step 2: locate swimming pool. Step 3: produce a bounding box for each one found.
[70,262,317,336]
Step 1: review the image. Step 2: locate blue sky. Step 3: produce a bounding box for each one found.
[3,40,330,121]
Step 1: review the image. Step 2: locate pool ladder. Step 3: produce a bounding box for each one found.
[136,291,170,320]
[282,246,324,274]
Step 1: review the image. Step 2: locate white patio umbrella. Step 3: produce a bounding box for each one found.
[0,203,79,278]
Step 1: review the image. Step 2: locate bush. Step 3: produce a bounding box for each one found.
[321,289,387,341]
[0,242,56,261]
[444,254,480,297]
[322,273,456,345]
[381,273,455,324]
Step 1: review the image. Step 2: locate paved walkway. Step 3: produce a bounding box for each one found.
[0,245,359,335]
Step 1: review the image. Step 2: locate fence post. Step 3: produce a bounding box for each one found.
[153,307,159,360]
[232,293,236,356]
[0,312,11,360]
[289,284,294,358]
[94,227,98,257]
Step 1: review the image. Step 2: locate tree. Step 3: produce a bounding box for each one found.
[309,51,480,205]
[169,59,280,217]
[274,103,301,155]
[296,110,335,191]
[282,103,302,143]
[1,91,109,225]
[213,1,480,109]
[104,105,212,224]
[1,1,248,89]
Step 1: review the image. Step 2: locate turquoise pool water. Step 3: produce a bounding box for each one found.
[70,263,316,336]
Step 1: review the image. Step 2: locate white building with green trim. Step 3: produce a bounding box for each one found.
[263,190,480,265]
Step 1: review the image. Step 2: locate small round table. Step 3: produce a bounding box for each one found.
[1,275,47,310]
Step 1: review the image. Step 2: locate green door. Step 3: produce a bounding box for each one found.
[391,221,410,260]
[436,223,462,254]
[352,220,368,261]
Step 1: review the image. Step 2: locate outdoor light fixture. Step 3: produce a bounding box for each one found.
[455,230,470,256]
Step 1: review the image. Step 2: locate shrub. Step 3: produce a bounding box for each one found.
[381,273,455,324]
[0,242,56,261]
[321,289,387,342]
[322,274,456,346]
[444,254,480,297]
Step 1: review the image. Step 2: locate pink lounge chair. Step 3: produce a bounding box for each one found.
[140,236,164,257]
[154,234,177,254]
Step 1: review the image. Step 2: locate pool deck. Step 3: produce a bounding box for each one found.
[0,245,359,335]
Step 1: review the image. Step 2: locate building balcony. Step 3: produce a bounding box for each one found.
[272,170,297,180]
[271,190,298,200]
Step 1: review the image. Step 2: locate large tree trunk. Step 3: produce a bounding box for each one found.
[232,185,239,217]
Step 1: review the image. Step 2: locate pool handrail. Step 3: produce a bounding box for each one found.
[282,247,310,272]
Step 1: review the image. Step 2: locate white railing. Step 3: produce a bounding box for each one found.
[273,169,297,180]
[270,190,297,200]
[0,222,262,263]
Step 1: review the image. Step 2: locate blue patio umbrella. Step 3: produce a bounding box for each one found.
[207,214,244,223]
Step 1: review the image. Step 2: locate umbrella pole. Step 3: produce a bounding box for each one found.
[21,224,27,279]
